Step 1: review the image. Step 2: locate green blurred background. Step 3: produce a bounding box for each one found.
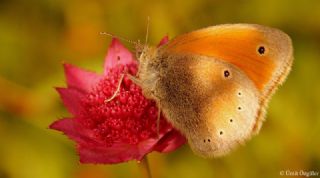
[1,0,320,178]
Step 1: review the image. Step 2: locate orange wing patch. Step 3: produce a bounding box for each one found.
[164,25,274,91]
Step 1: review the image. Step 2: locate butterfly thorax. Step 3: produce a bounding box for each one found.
[136,46,160,100]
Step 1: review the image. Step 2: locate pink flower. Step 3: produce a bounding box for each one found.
[50,37,186,164]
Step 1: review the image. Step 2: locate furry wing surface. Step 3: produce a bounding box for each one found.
[154,53,260,157]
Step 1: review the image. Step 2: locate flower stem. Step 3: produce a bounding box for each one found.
[138,156,152,178]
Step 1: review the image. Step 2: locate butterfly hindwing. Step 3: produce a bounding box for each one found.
[153,53,260,157]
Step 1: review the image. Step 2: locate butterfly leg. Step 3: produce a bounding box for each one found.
[104,73,125,103]
[127,73,143,86]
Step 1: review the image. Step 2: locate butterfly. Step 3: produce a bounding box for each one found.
[114,24,293,157]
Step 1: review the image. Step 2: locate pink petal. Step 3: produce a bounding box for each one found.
[78,127,172,164]
[104,38,136,75]
[157,35,169,47]
[64,63,102,92]
[56,87,84,116]
[153,129,186,153]
[79,141,151,164]
[49,118,98,145]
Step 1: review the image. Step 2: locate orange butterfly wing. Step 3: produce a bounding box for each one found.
[163,24,293,95]
[163,24,293,133]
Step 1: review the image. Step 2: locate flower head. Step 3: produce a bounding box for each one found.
[50,37,186,164]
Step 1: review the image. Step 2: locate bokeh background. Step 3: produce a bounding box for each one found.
[1,0,320,178]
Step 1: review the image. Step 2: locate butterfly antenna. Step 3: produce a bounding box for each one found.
[145,16,150,45]
[100,32,137,46]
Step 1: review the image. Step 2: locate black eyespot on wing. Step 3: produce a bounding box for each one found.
[219,131,223,135]
[258,46,265,55]
[224,70,230,78]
